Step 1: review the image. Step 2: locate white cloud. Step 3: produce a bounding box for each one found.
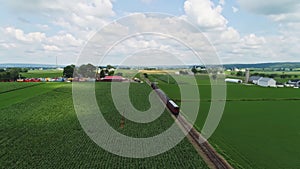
[36,24,50,30]
[220,27,240,42]
[5,0,115,17]
[219,0,225,6]
[238,0,300,23]
[232,6,239,13]
[237,0,299,15]
[43,45,61,51]
[1,0,116,64]
[141,0,154,4]
[184,0,228,30]
[2,0,299,65]
[0,43,17,49]
[242,34,266,47]
[4,27,46,42]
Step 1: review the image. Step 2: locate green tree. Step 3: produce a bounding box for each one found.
[191,66,197,74]
[9,68,19,80]
[99,69,106,78]
[108,71,115,76]
[236,71,244,76]
[106,65,115,69]
[63,65,75,78]
[77,64,96,78]
[0,68,20,81]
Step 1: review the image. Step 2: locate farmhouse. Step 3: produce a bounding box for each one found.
[225,78,243,83]
[248,76,262,84]
[257,77,276,87]
[287,79,300,87]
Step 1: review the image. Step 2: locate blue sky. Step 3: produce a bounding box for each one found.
[0,0,299,65]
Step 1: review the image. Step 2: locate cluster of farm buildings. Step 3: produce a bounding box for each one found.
[226,76,300,88]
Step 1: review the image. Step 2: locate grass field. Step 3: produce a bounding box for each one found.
[0,82,40,94]
[21,69,63,78]
[0,82,208,168]
[149,74,300,169]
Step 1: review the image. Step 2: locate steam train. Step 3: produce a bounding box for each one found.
[151,82,180,116]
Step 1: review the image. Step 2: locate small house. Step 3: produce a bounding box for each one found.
[287,79,300,87]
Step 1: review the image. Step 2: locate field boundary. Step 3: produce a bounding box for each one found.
[0,83,44,94]
[176,114,233,169]
[175,98,300,102]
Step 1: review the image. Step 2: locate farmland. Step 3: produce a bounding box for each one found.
[20,69,63,78]
[149,74,300,169]
[0,82,208,168]
[0,82,40,94]
[225,70,300,83]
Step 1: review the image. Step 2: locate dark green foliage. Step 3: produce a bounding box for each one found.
[236,71,244,76]
[63,64,75,78]
[77,64,96,78]
[191,67,197,74]
[108,70,114,76]
[99,69,106,78]
[0,68,20,81]
[143,73,148,78]
[106,65,115,69]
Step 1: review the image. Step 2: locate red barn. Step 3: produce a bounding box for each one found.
[101,76,125,82]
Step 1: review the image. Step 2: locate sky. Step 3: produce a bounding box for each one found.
[0,0,300,65]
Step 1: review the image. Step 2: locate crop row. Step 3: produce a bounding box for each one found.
[0,82,208,168]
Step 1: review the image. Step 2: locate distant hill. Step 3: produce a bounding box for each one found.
[223,62,300,69]
[1,62,300,69]
[0,63,65,69]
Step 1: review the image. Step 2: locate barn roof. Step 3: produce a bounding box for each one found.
[249,76,261,81]
[290,79,300,83]
[103,76,124,80]
[258,77,275,82]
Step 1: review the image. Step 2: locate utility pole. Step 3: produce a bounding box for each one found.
[56,56,58,68]
[120,109,125,129]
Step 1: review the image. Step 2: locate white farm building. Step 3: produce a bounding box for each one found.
[248,76,261,84]
[225,78,243,83]
[257,78,276,87]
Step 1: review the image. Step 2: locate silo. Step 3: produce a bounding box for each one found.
[245,68,250,83]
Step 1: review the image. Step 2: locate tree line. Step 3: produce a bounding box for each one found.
[233,71,298,79]
[63,64,116,78]
[0,68,28,82]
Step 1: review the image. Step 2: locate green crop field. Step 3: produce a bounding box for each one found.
[0,82,208,168]
[21,69,63,78]
[0,82,40,94]
[149,74,300,169]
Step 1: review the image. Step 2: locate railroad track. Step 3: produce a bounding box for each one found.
[177,115,231,169]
